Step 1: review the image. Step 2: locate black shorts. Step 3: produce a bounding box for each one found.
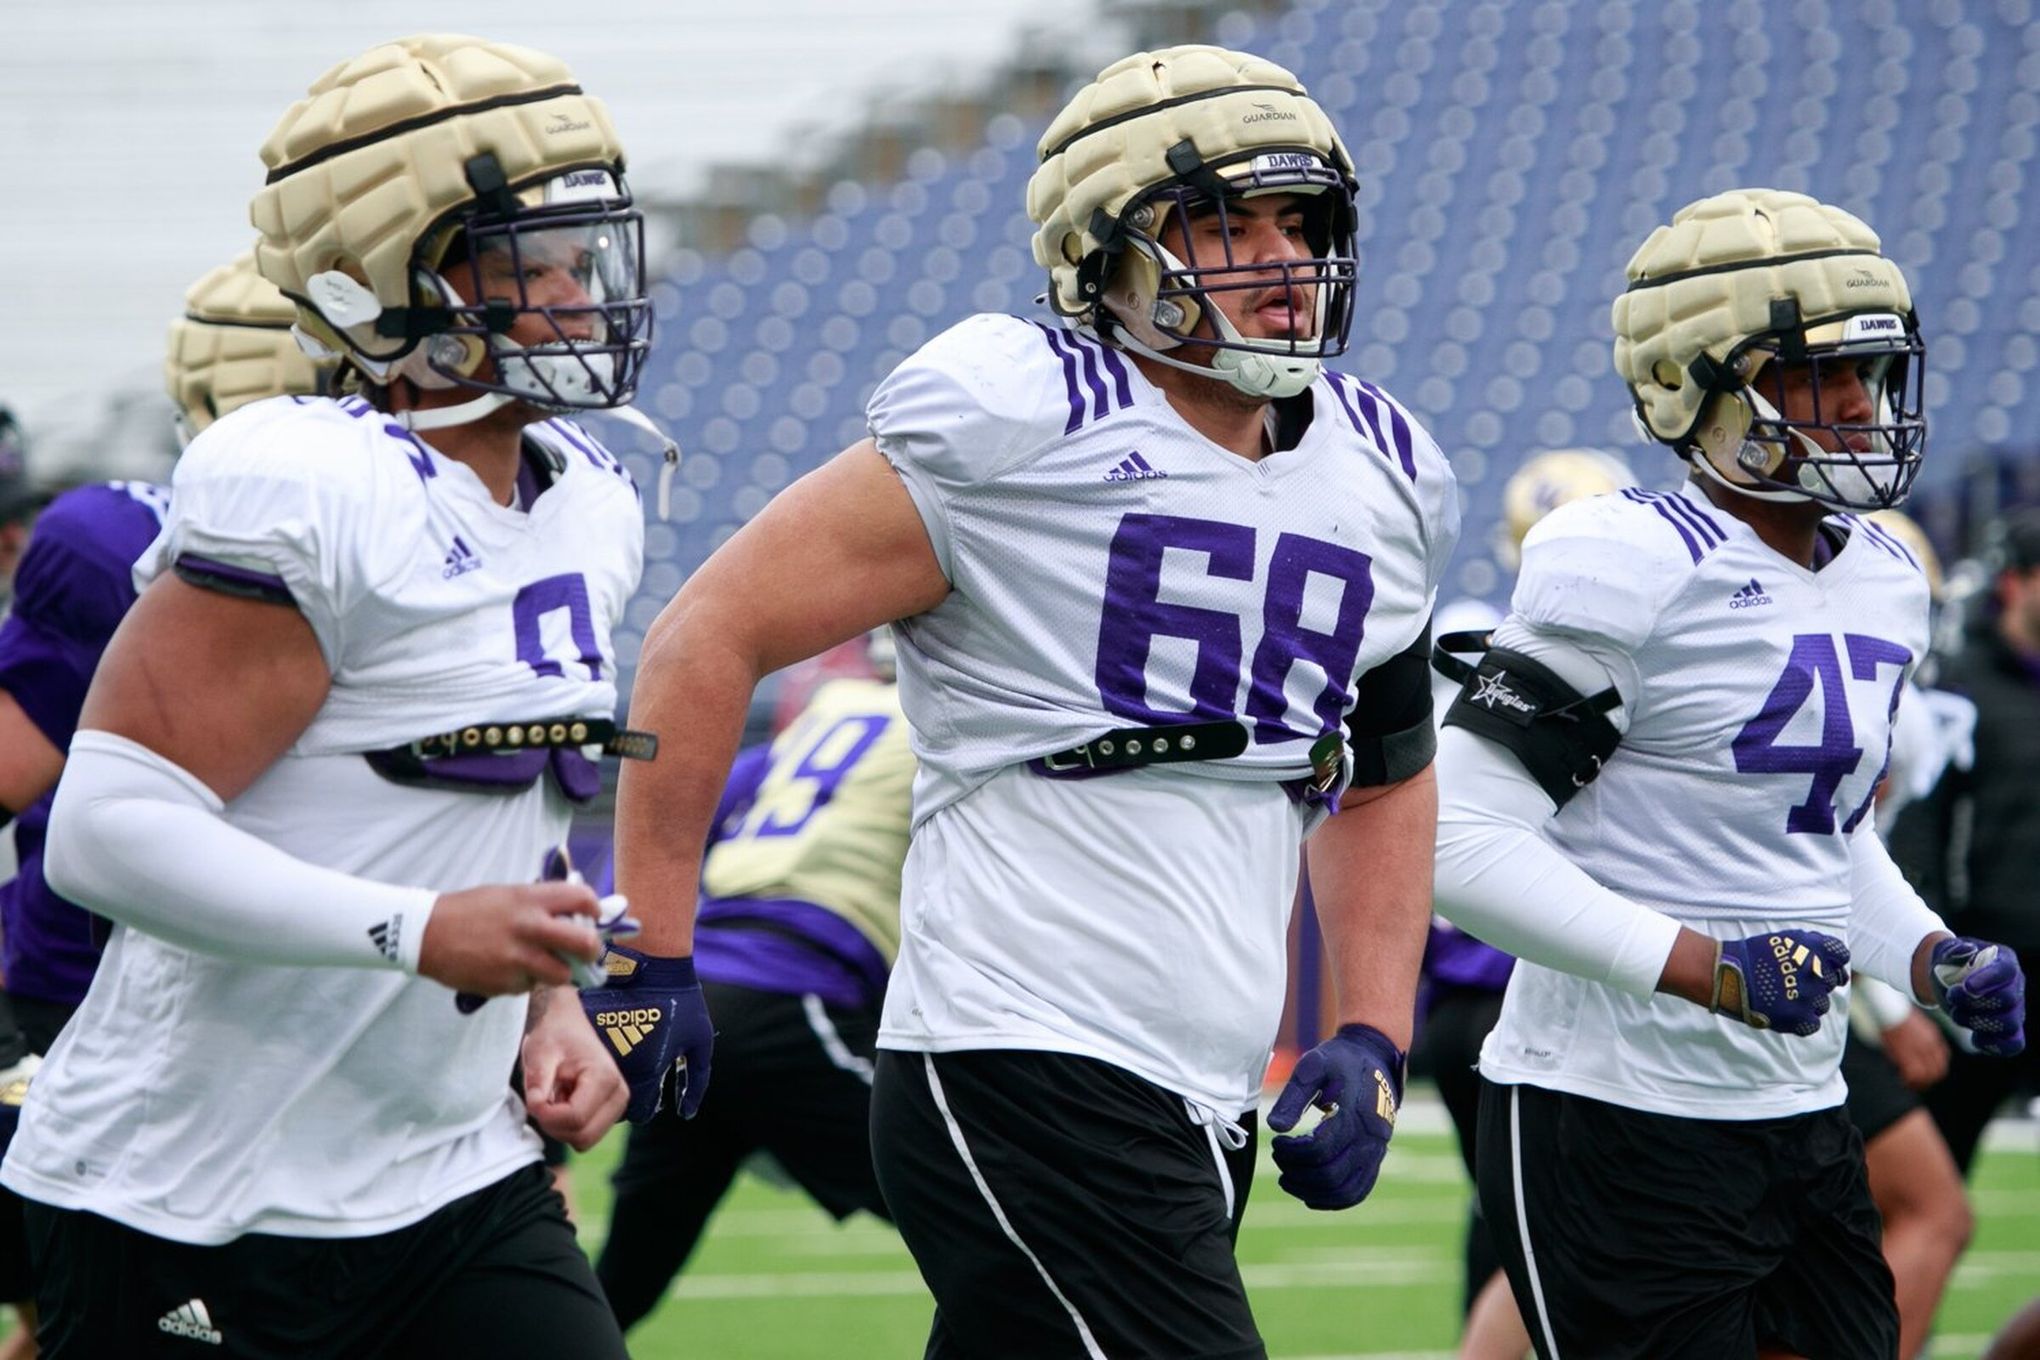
[1840,1028,1920,1143]
[596,982,886,1330]
[24,1162,625,1360]
[1411,984,1506,1310]
[0,991,76,1305]
[1477,1079,1897,1360]
[871,1047,1262,1360]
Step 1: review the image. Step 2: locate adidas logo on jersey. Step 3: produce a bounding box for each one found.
[1103,452,1168,481]
[1728,578,1774,609]
[595,1006,663,1058]
[158,1299,223,1345]
[441,536,483,579]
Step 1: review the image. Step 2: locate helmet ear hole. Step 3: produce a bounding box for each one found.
[1652,360,1683,389]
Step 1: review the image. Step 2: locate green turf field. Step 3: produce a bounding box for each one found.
[574,1097,2040,1359]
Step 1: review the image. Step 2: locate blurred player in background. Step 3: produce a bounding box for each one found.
[620,43,1458,1357]
[1417,449,1636,1360]
[1434,189,2025,1359]
[0,253,325,1359]
[0,35,675,1358]
[597,639,909,1332]
[0,413,44,619]
[1890,508,2040,1173]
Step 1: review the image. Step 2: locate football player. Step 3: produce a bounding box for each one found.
[0,252,324,1359]
[1420,449,1636,1360]
[618,43,1458,1355]
[1433,189,2026,1359]
[596,646,909,1331]
[0,411,45,617]
[0,36,692,1359]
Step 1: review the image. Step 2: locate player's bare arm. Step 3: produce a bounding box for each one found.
[619,441,946,957]
[521,985,630,1151]
[1309,766,1434,1050]
[0,691,61,819]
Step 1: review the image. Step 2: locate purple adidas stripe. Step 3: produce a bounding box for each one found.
[1854,516,1918,567]
[1657,491,1725,548]
[546,418,612,473]
[1033,324,1088,435]
[1353,380,1418,480]
[1624,489,1703,563]
[1324,373,1371,437]
[1095,341,1135,408]
[1066,334,1113,421]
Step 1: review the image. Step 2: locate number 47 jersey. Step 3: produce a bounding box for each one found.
[1477,482,1933,1116]
[867,314,1458,1114]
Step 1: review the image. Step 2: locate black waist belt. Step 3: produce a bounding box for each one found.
[1033,720,1249,775]
[376,716,659,765]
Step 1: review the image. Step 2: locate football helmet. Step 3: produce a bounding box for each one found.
[165,252,332,445]
[1027,45,1358,399]
[1613,189,1925,511]
[1500,447,1637,567]
[249,34,650,429]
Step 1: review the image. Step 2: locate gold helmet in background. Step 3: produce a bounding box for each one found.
[1499,448,1637,568]
[1612,188,1925,511]
[164,252,331,445]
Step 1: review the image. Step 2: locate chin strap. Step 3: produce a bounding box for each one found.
[389,391,517,432]
[1687,445,1814,505]
[1108,328,1318,400]
[604,405,683,520]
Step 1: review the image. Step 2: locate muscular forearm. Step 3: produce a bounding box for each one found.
[615,596,767,956]
[1306,766,1437,1049]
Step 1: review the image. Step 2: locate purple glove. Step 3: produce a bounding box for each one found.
[579,945,714,1121]
[1710,930,1850,1037]
[1266,1023,1403,1211]
[1931,937,2026,1057]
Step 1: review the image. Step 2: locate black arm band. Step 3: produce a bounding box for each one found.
[1346,621,1437,787]
[1438,639,1622,809]
[172,554,299,608]
[0,800,13,831]
[1346,619,1444,787]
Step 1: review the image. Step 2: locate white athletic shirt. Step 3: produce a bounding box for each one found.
[1470,482,1935,1117]
[2,395,643,1243]
[869,315,1459,1113]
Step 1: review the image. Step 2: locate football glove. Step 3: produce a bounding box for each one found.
[1266,1023,1403,1211]
[1709,930,1850,1036]
[1930,936,2026,1057]
[578,944,714,1122]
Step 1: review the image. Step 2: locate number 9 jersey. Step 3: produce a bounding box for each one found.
[867,313,1458,1114]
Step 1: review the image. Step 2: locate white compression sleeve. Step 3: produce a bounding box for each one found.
[45,730,438,972]
[1847,821,1948,1003]
[1434,726,1682,997]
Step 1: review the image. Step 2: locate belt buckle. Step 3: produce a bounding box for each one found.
[1039,743,1095,772]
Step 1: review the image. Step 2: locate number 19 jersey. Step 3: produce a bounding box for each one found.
[868,315,1459,1112]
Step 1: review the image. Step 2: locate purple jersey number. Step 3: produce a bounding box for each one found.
[1732,632,1910,835]
[749,713,893,838]
[1096,514,1373,743]
[512,573,604,680]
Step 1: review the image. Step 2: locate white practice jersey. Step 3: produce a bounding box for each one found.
[1478,482,1932,1117]
[870,314,1459,1112]
[3,394,643,1244]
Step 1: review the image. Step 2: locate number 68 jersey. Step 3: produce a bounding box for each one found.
[868,314,1458,1114]
[1477,482,1933,1116]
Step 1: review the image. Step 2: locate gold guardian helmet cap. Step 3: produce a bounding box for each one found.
[1027,45,1359,400]
[165,252,333,446]
[249,34,651,425]
[1612,188,1926,511]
